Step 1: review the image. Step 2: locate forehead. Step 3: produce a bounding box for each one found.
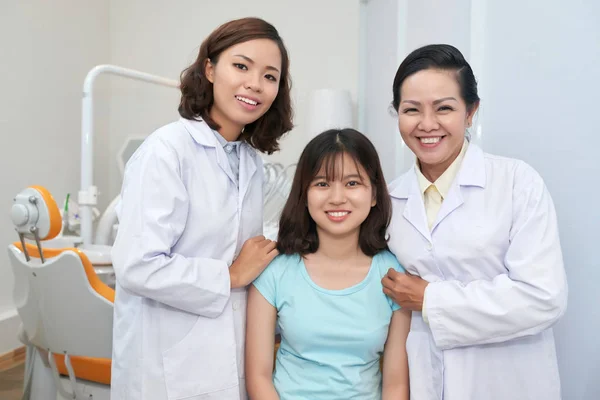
[221,39,282,69]
[315,152,367,179]
[400,69,461,100]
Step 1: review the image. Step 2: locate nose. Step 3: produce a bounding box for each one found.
[417,110,439,132]
[329,184,347,205]
[245,72,263,93]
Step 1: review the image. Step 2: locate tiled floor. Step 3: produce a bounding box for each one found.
[0,362,25,400]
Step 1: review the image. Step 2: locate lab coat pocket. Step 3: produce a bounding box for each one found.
[406,323,443,400]
[162,308,238,399]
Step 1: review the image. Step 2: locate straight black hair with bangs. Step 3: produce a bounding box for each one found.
[277,128,392,256]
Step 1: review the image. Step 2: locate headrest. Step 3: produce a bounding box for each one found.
[10,186,62,241]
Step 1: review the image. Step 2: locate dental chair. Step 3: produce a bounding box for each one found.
[8,186,113,400]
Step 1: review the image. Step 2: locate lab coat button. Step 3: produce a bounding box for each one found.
[426,242,433,251]
[233,301,240,311]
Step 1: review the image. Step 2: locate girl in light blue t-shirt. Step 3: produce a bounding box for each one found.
[245,129,410,400]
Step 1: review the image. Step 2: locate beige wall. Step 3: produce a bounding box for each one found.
[0,0,110,354]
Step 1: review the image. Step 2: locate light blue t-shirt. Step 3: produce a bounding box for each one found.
[252,250,404,400]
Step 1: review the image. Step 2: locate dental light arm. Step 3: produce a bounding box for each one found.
[79,64,179,245]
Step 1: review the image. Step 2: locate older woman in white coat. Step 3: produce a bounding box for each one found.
[382,44,568,400]
[110,18,293,400]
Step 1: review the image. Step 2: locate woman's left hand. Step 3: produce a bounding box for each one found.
[382,269,429,311]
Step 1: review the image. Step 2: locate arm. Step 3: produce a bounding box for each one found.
[425,163,568,350]
[245,285,280,400]
[112,138,230,317]
[382,309,411,400]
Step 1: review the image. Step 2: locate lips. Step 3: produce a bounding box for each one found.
[235,95,260,106]
[325,210,350,222]
[417,135,446,148]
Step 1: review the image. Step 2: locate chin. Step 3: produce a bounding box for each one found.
[416,152,443,164]
[323,225,361,238]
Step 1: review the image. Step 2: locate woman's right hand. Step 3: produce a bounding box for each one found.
[230,236,278,288]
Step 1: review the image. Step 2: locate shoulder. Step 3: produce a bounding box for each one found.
[149,120,195,154]
[118,122,189,182]
[260,253,302,279]
[127,121,189,165]
[373,250,405,277]
[483,152,546,195]
[387,168,413,192]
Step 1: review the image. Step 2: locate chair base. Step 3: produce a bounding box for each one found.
[27,348,110,400]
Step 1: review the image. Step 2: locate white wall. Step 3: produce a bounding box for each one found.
[0,0,110,354]
[362,0,400,179]
[106,0,361,203]
[482,1,600,398]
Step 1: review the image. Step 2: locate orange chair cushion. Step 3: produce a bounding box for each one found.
[29,185,63,241]
[13,242,114,303]
[54,354,111,385]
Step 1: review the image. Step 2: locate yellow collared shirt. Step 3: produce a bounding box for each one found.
[416,140,469,229]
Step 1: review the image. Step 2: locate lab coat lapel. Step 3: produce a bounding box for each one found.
[431,185,464,233]
[431,143,486,232]
[181,117,237,184]
[390,167,431,241]
[214,147,237,186]
[239,144,258,205]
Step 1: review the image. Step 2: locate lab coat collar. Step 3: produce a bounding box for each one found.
[390,142,486,200]
[180,117,259,192]
[389,142,487,240]
[180,117,220,147]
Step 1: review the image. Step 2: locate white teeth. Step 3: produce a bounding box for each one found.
[420,137,441,144]
[327,211,349,217]
[236,96,258,106]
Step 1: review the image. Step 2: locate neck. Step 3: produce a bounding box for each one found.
[208,108,242,142]
[420,145,462,182]
[420,162,449,183]
[314,228,362,261]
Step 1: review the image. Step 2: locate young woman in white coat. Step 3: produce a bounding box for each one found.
[381,44,568,400]
[110,18,293,400]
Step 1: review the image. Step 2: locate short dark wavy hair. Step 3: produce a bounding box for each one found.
[277,128,392,257]
[178,17,293,154]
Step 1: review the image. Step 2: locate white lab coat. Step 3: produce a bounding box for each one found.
[110,118,263,400]
[388,143,567,400]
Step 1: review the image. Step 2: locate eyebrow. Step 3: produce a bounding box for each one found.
[233,54,280,73]
[401,97,458,106]
[313,174,363,181]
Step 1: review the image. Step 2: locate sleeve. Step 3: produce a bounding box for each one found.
[425,162,568,350]
[111,137,231,318]
[381,251,405,312]
[252,256,284,308]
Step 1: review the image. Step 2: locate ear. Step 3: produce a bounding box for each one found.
[371,187,377,208]
[466,100,480,127]
[204,58,215,84]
